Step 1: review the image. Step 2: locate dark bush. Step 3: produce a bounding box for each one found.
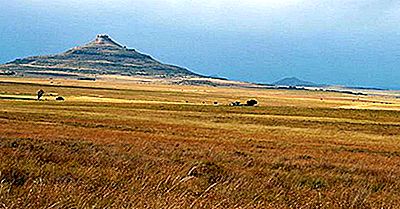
[246,99,258,106]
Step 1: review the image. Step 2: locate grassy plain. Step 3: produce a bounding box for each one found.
[0,77,400,208]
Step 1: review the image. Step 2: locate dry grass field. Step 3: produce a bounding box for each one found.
[0,77,400,208]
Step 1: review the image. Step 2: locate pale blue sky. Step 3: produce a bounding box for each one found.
[1,0,399,88]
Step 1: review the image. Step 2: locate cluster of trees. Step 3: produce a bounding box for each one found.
[37,90,64,101]
[230,99,258,107]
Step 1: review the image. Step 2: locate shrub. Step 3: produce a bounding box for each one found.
[246,99,258,106]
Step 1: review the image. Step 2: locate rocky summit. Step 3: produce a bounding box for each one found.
[0,34,203,78]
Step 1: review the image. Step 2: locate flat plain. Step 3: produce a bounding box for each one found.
[0,77,400,208]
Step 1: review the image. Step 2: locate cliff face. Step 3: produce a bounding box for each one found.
[0,35,203,78]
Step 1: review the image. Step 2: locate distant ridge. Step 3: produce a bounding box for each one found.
[0,34,204,78]
[273,77,321,87]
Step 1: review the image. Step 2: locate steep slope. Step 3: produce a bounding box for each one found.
[0,34,203,78]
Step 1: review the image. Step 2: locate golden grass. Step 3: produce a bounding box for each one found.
[0,78,399,208]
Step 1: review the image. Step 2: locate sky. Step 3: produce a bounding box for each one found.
[1,0,400,89]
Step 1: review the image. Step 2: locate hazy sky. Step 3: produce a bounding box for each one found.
[1,0,400,88]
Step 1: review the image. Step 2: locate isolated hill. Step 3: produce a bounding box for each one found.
[273,77,321,87]
[0,34,203,78]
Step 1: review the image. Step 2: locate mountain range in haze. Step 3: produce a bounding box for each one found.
[272,77,322,87]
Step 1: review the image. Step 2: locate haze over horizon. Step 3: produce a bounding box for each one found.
[1,0,400,89]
